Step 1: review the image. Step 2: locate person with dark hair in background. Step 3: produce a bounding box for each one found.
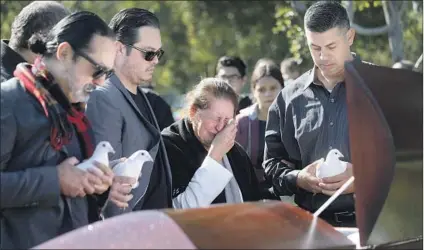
[280,57,302,85]
[1,11,116,249]
[235,59,284,199]
[216,55,252,113]
[85,8,172,217]
[1,1,70,83]
[264,1,359,227]
[162,78,261,209]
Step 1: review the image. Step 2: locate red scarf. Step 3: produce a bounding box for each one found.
[13,57,94,158]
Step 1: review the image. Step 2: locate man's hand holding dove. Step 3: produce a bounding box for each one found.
[315,149,354,196]
[297,149,355,196]
[319,162,354,196]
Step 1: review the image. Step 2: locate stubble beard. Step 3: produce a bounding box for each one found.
[141,70,154,83]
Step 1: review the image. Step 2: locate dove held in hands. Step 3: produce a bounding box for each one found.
[112,150,153,189]
[316,149,348,178]
[76,141,115,172]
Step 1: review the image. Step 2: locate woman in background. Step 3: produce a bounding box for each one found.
[235,59,284,199]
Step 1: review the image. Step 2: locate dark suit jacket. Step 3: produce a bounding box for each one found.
[1,39,25,83]
[1,78,91,249]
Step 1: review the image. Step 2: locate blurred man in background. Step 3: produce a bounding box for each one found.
[1,1,69,82]
[216,56,252,113]
[280,57,302,85]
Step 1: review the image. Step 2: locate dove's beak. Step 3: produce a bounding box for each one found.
[147,154,153,162]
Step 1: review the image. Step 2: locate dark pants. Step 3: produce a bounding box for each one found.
[319,211,356,227]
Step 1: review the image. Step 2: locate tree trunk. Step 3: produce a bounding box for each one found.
[382,1,405,63]
[344,1,390,36]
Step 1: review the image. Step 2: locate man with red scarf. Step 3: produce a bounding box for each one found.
[0,11,116,249]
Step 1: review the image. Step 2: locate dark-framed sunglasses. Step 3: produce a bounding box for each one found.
[74,50,114,79]
[125,44,164,61]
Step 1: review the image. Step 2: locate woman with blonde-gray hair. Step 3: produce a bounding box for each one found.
[161,77,262,209]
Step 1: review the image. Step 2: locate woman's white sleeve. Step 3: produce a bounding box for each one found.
[172,156,233,209]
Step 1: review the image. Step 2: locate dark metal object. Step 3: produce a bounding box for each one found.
[344,62,423,247]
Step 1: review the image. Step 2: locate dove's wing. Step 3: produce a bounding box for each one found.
[76,159,104,176]
[338,160,348,174]
[319,158,347,178]
[112,161,128,176]
[76,145,110,172]
[113,159,141,178]
[124,158,143,178]
[91,149,110,166]
[76,160,93,171]
[112,159,143,190]
[316,161,330,178]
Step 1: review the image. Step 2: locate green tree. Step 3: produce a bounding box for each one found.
[4,1,418,96]
[274,0,423,68]
[1,1,293,95]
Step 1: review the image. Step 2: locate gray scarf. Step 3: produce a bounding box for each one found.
[222,155,244,204]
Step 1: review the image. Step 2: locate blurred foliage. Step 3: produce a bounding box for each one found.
[1,0,422,95]
[274,0,423,69]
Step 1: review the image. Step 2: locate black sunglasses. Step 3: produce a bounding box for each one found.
[125,44,164,62]
[74,50,114,79]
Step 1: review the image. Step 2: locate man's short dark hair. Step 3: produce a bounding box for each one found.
[9,1,70,50]
[216,56,247,77]
[109,8,160,54]
[304,1,350,33]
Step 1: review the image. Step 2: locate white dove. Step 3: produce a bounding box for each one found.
[112,150,153,189]
[316,149,348,178]
[76,141,115,173]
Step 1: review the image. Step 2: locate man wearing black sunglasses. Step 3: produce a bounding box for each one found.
[1,10,116,249]
[75,49,114,81]
[85,8,172,217]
